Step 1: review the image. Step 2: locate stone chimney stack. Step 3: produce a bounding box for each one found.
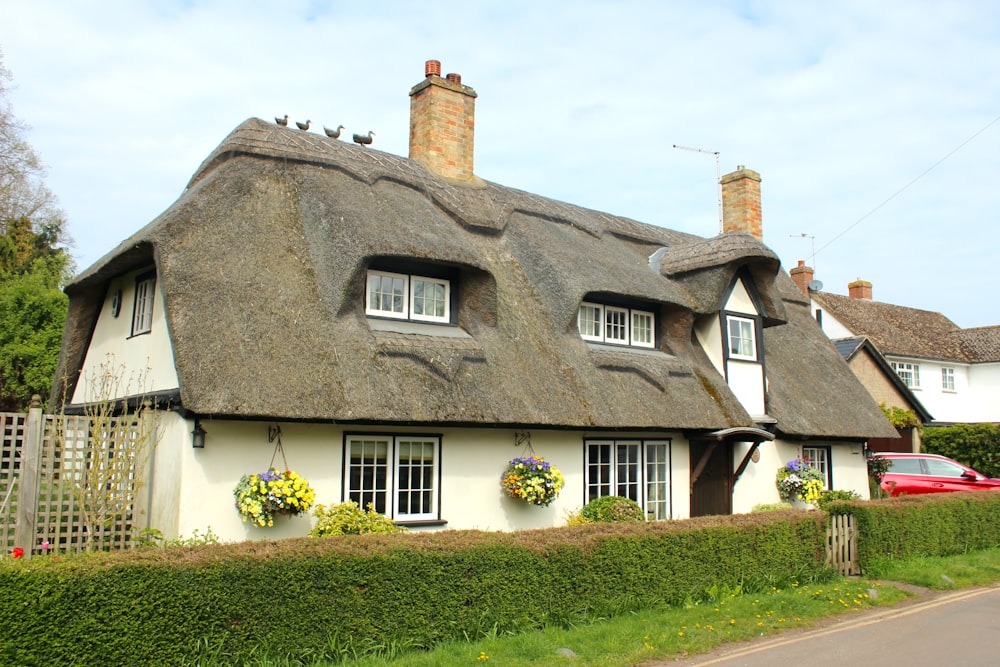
[848,279,873,300]
[721,166,762,240]
[789,260,814,296]
[409,60,478,182]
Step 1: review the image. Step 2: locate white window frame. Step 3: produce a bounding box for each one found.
[131,275,155,336]
[585,439,671,520]
[365,270,450,324]
[891,361,920,388]
[802,446,832,489]
[344,434,440,521]
[578,302,656,348]
[726,315,757,360]
[942,367,955,391]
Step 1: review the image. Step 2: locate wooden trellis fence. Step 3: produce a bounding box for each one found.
[1,397,150,558]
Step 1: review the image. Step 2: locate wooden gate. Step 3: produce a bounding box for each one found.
[826,513,860,575]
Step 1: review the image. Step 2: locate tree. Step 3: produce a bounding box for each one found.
[0,48,72,411]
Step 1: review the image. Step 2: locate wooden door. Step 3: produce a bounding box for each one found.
[690,441,732,517]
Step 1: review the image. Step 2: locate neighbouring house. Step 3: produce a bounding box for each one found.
[788,262,932,453]
[52,60,895,542]
[803,271,1000,427]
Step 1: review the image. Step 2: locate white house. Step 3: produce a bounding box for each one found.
[52,60,895,542]
[807,279,1000,426]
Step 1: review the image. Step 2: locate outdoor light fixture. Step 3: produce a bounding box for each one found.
[191,419,207,449]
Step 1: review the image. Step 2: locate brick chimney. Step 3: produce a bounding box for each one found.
[721,166,762,240]
[789,260,814,296]
[409,60,478,182]
[848,279,873,300]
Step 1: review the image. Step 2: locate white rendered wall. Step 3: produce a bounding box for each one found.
[71,268,179,403]
[730,438,870,513]
[156,421,694,542]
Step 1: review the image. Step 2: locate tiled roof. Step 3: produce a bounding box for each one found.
[812,292,966,361]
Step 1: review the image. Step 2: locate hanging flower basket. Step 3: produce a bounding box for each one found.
[775,457,824,507]
[234,468,316,527]
[501,455,565,507]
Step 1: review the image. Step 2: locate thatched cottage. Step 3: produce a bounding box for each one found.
[53,60,895,541]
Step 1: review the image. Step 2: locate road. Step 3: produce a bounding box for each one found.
[659,585,1000,666]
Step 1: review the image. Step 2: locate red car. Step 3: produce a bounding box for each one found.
[873,452,1000,496]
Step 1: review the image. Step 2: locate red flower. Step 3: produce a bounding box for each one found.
[11,547,24,559]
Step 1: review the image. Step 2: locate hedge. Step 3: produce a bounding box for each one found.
[826,491,1000,567]
[0,511,829,665]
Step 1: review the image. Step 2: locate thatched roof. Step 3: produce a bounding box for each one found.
[55,118,894,438]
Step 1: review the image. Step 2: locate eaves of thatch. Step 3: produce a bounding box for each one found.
[54,118,892,440]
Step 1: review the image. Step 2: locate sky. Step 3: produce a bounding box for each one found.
[2,0,998,328]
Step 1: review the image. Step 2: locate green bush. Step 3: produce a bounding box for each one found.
[923,423,1000,478]
[815,489,860,511]
[580,495,645,523]
[309,501,405,537]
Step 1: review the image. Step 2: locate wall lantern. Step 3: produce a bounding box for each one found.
[191,419,207,449]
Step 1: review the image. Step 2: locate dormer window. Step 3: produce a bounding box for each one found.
[366,270,451,324]
[578,302,655,348]
[727,315,757,360]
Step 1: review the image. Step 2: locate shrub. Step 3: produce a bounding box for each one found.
[309,501,405,537]
[580,495,645,523]
[923,423,1000,478]
[815,489,860,511]
[751,502,793,513]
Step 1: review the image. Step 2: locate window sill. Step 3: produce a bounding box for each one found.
[367,318,470,338]
[395,518,449,528]
[586,342,673,358]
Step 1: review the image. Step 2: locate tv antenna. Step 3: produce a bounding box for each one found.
[790,233,817,271]
[673,144,721,232]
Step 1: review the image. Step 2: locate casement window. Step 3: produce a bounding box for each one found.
[131,273,156,336]
[577,302,656,348]
[366,270,450,324]
[802,446,832,489]
[890,361,920,388]
[726,315,757,360]
[941,367,955,391]
[585,439,671,520]
[344,434,440,521]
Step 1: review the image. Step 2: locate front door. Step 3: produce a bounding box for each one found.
[690,441,732,517]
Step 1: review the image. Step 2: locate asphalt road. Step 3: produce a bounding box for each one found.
[659,585,1000,666]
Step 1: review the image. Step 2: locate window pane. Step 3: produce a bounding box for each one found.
[411,277,449,322]
[728,317,756,358]
[348,438,389,514]
[802,446,831,489]
[942,368,955,391]
[605,307,629,343]
[586,442,612,501]
[631,310,654,347]
[367,272,407,318]
[396,438,436,517]
[924,458,965,478]
[578,304,603,340]
[646,443,669,520]
[132,277,155,335]
[615,443,640,501]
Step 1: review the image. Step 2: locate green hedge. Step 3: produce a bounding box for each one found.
[827,491,1000,567]
[923,423,1000,478]
[0,512,829,665]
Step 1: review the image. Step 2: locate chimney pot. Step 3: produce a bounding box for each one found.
[425,60,441,77]
[446,73,462,84]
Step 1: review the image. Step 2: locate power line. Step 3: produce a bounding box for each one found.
[815,111,1000,257]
